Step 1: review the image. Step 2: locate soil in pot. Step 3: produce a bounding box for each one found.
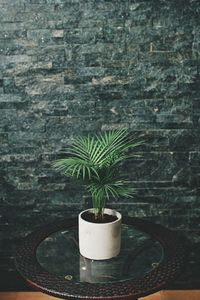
[81,211,118,224]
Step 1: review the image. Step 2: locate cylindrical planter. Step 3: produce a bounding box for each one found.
[79,208,122,260]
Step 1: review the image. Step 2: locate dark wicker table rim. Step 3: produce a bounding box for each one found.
[15,216,187,300]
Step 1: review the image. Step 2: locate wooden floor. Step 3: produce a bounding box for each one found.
[0,291,200,300]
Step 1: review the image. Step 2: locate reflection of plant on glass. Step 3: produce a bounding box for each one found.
[53,129,144,221]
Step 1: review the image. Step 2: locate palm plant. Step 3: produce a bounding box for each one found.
[53,129,144,220]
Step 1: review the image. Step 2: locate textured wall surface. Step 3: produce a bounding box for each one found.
[0,0,199,290]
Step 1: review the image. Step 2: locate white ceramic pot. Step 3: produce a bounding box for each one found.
[79,208,122,260]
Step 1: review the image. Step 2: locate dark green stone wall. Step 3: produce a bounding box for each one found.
[0,0,199,290]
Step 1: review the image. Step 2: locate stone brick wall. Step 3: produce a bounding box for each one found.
[0,0,199,290]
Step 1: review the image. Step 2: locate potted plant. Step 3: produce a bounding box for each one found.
[53,129,143,260]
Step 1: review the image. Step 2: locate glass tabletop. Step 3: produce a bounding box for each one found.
[36,224,164,284]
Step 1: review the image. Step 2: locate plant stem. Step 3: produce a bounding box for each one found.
[92,197,105,220]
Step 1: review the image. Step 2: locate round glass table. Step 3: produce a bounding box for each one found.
[15,216,187,300]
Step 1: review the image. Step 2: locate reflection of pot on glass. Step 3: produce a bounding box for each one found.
[79,255,117,283]
[35,223,164,285]
[79,237,162,283]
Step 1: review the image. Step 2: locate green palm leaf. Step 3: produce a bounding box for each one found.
[53,129,144,218]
